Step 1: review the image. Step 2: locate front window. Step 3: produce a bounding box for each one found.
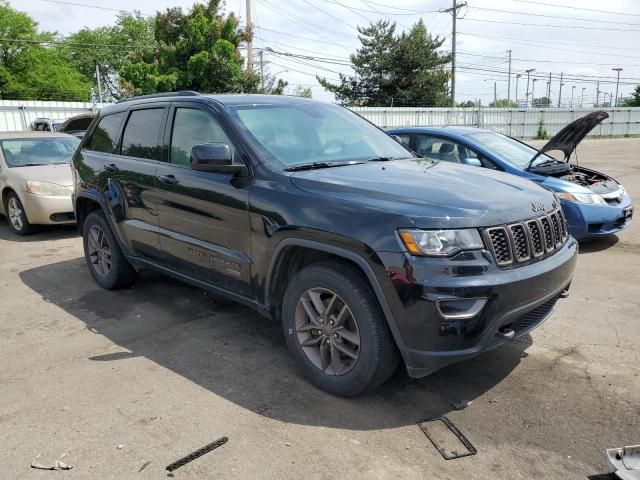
[0,137,80,167]
[228,102,411,168]
[465,131,554,168]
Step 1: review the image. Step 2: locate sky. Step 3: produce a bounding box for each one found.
[15,0,640,106]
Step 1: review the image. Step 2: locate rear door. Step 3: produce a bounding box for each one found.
[100,105,167,260]
[155,103,253,297]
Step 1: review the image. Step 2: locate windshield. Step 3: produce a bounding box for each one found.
[228,102,411,167]
[465,131,555,168]
[0,137,80,167]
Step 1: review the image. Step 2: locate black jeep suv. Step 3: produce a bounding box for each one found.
[72,92,577,396]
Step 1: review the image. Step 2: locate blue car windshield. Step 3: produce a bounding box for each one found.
[228,102,411,168]
[465,131,555,169]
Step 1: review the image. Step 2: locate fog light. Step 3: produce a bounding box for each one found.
[436,298,487,320]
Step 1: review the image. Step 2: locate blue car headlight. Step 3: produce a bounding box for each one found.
[557,192,607,206]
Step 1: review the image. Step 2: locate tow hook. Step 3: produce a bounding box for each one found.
[559,288,570,298]
[496,327,515,340]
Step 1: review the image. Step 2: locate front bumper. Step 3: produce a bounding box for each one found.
[19,191,75,225]
[377,238,578,377]
[561,194,633,240]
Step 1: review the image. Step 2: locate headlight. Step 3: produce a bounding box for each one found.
[399,229,484,256]
[557,192,607,205]
[25,180,72,197]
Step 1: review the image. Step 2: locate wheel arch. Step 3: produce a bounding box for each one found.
[265,238,407,354]
[74,193,102,232]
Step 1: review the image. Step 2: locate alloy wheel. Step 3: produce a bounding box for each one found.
[7,197,24,231]
[87,225,112,277]
[294,287,361,375]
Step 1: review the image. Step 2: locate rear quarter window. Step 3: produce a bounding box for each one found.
[86,113,125,153]
[120,109,165,161]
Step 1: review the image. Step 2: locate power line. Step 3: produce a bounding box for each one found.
[255,26,357,49]
[462,17,640,33]
[457,51,640,68]
[256,0,352,39]
[301,0,364,29]
[512,0,640,17]
[470,5,640,26]
[33,0,153,16]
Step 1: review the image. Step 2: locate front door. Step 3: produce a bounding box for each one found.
[155,104,252,297]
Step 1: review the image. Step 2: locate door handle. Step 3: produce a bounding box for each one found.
[104,163,119,172]
[158,174,179,185]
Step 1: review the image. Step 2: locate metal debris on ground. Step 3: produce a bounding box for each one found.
[418,416,477,460]
[450,399,469,410]
[165,436,229,473]
[606,445,640,480]
[138,461,151,472]
[31,454,73,470]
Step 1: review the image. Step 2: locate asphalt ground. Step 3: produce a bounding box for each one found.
[1,138,638,479]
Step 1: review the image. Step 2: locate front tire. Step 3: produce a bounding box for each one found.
[282,261,399,397]
[82,211,137,289]
[4,192,34,235]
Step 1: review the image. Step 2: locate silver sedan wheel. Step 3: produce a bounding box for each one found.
[295,287,361,376]
[7,197,24,231]
[87,225,112,278]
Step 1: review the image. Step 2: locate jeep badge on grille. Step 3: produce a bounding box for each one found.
[531,201,546,213]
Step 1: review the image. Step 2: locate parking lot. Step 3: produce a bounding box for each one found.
[0,138,638,479]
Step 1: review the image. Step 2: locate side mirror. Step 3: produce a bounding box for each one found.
[461,157,482,167]
[190,143,247,176]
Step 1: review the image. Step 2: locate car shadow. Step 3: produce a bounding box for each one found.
[578,235,619,254]
[19,257,532,431]
[0,216,78,242]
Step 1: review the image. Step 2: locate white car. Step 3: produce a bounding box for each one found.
[0,132,80,235]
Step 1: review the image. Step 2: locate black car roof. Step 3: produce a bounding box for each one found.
[101,92,315,115]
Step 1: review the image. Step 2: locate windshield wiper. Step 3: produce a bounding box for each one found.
[15,163,46,167]
[366,156,411,162]
[284,161,363,172]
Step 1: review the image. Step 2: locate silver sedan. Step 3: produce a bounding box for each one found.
[0,132,80,235]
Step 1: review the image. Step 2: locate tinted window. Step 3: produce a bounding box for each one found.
[121,109,164,160]
[86,113,125,153]
[170,108,235,166]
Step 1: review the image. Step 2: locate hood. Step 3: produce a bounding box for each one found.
[537,110,608,161]
[290,159,558,228]
[12,163,73,187]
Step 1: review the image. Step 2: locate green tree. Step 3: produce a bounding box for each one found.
[119,0,260,96]
[58,12,154,100]
[489,98,517,108]
[0,3,90,100]
[457,100,477,107]
[532,96,550,108]
[623,86,640,107]
[291,85,312,98]
[318,19,450,106]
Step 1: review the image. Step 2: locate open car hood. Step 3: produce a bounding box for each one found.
[538,110,609,161]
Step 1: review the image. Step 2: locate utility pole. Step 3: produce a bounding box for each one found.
[259,50,264,92]
[515,74,521,106]
[612,67,623,107]
[547,72,552,107]
[95,63,102,103]
[494,81,497,105]
[525,68,535,108]
[570,85,575,108]
[507,49,512,103]
[580,87,585,108]
[442,0,467,107]
[596,81,600,106]
[246,0,253,72]
[558,72,564,108]
[531,79,537,108]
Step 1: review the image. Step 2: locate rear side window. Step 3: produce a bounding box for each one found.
[86,113,125,153]
[121,108,164,160]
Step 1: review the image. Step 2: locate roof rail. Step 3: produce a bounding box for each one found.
[116,91,201,104]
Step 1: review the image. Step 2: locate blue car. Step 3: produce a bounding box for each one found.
[388,111,633,240]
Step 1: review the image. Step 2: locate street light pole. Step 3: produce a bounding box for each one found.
[612,67,623,107]
[525,68,535,108]
[558,72,564,107]
[531,79,537,108]
[580,87,586,108]
[515,74,521,106]
[570,85,575,108]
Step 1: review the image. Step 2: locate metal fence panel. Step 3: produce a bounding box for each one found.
[2,101,640,138]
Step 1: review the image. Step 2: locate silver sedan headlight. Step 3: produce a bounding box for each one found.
[399,229,484,256]
[25,180,72,197]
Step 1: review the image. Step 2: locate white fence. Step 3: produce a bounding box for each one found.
[0,100,106,132]
[351,107,640,138]
[2,100,639,138]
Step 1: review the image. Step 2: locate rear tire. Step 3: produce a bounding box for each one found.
[82,210,137,289]
[282,261,399,397]
[4,192,35,235]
